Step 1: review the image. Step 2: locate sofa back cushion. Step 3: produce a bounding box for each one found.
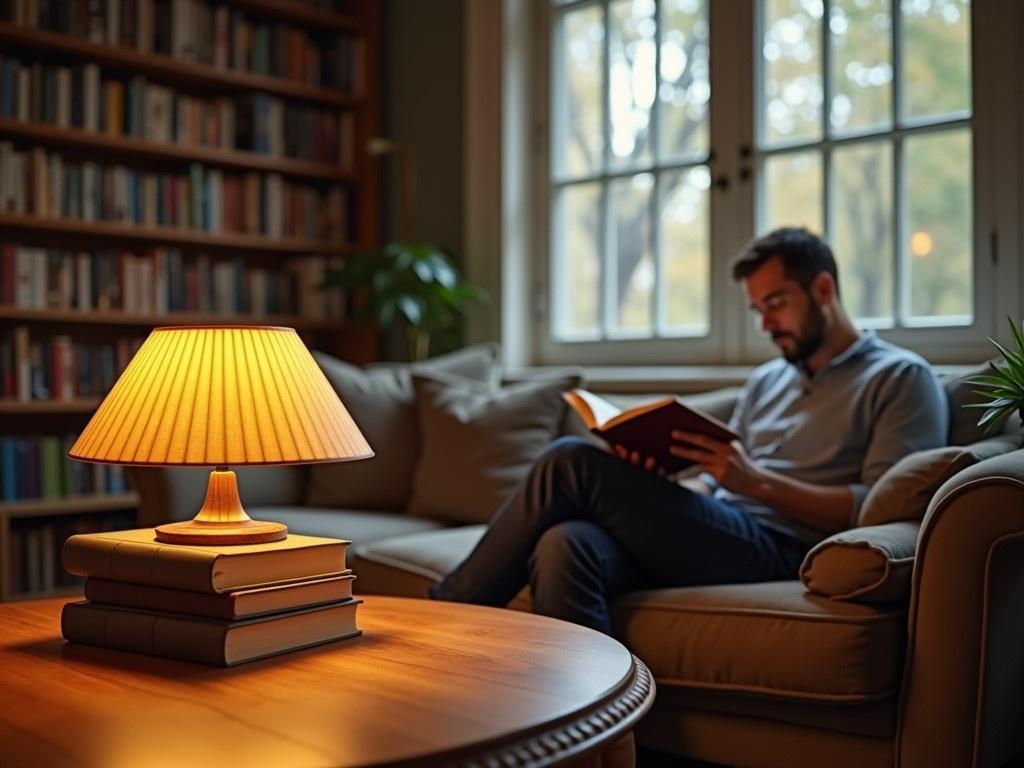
[858,433,1022,528]
[800,521,920,603]
[408,371,581,523]
[306,344,500,510]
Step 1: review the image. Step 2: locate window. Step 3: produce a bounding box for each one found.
[549,0,712,342]
[758,0,973,329]
[535,0,1013,365]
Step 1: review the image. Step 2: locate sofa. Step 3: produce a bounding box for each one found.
[130,346,1024,768]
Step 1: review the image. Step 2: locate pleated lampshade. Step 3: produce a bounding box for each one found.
[69,326,373,545]
[69,325,373,467]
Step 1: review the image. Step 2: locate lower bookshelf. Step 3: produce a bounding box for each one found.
[0,492,139,601]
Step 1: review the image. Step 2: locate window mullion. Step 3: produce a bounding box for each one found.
[892,0,905,328]
[599,0,612,337]
[822,0,832,241]
[651,0,663,336]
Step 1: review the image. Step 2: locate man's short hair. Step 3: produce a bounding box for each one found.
[731,227,840,296]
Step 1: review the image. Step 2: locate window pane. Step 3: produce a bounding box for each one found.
[761,0,824,145]
[830,0,892,136]
[659,0,709,161]
[900,0,971,122]
[609,174,654,335]
[904,129,972,322]
[609,0,656,170]
[555,6,605,177]
[553,183,603,338]
[660,166,710,334]
[832,141,893,322]
[761,151,823,234]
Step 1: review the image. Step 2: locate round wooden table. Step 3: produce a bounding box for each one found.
[0,595,654,767]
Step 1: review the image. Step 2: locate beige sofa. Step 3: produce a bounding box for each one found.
[131,373,1024,768]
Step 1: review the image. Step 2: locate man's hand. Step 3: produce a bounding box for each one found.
[612,444,666,476]
[669,431,763,495]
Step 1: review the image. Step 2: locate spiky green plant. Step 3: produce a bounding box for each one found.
[965,317,1024,432]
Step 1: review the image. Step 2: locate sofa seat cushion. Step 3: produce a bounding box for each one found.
[612,581,904,705]
[351,525,487,597]
[251,506,446,543]
[351,526,533,609]
[250,506,448,589]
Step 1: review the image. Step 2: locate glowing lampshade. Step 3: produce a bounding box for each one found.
[69,326,373,545]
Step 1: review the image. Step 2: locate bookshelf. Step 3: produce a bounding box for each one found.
[0,0,381,601]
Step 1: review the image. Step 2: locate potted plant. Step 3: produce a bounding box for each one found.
[321,242,487,361]
[966,316,1024,430]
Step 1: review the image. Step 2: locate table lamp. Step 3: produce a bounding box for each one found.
[68,326,373,545]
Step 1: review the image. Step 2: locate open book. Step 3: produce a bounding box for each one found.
[563,389,741,474]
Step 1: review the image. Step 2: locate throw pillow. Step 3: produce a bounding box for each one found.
[800,521,920,603]
[857,433,1024,528]
[306,344,501,510]
[408,371,582,523]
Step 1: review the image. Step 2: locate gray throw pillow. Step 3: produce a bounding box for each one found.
[305,344,501,510]
[408,371,582,523]
[800,521,919,604]
[857,433,1023,528]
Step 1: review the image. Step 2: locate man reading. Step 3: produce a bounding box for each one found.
[428,228,948,634]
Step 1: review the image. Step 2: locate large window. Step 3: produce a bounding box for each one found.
[539,0,1005,365]
[550,0,711,341]
[758,0,972,328]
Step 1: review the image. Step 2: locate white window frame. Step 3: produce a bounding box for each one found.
[520,0,1022,366]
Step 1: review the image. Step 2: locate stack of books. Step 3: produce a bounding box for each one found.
[60,528,361,666]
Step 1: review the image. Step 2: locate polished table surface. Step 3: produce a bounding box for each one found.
[0,595,654,767]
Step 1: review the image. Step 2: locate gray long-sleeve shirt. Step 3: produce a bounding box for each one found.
[712,332,948,544]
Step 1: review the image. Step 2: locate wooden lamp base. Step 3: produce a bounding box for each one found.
[155,468,288,546]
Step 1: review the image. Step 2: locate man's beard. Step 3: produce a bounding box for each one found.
[774,299,827,365]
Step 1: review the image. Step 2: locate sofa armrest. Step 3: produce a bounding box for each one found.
[897,449,1024,768]
[130,465,309,527]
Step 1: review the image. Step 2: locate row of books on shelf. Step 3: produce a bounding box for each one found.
[60,528,361,665]
[0,247,346,318]
[0,57,355,165]
[7,509,134,596]
[0,330,141,400]
[0,434,130,502]
[3,0,357,91]
[0,145,350,238]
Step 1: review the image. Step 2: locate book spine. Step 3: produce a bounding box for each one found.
[62,536,219,592]
[85,578,236,620]
[62,602,229,665]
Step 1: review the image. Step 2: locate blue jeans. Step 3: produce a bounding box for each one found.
[428,436,811,634]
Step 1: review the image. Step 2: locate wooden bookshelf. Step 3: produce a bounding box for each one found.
[0,214,354,254]
[0,493,140,519]
[227,0,364,32]
[0,493,139,601]
[0,119,355,182]
[0,1,380,601]
[0,306,347,331]
[0,21,360,108]
[0,399,102,414]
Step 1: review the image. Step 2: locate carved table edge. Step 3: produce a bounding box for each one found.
[427,653,656,768]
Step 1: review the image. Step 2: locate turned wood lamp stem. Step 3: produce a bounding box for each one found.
[154,467,288,545]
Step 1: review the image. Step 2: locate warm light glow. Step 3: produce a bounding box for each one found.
[910,230,933,259]
[68,326,373,466]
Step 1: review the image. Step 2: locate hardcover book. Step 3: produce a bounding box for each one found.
[62,528,349,593]
[84,572,356,620]
[563,389,741,475]
[62,598,362,666]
